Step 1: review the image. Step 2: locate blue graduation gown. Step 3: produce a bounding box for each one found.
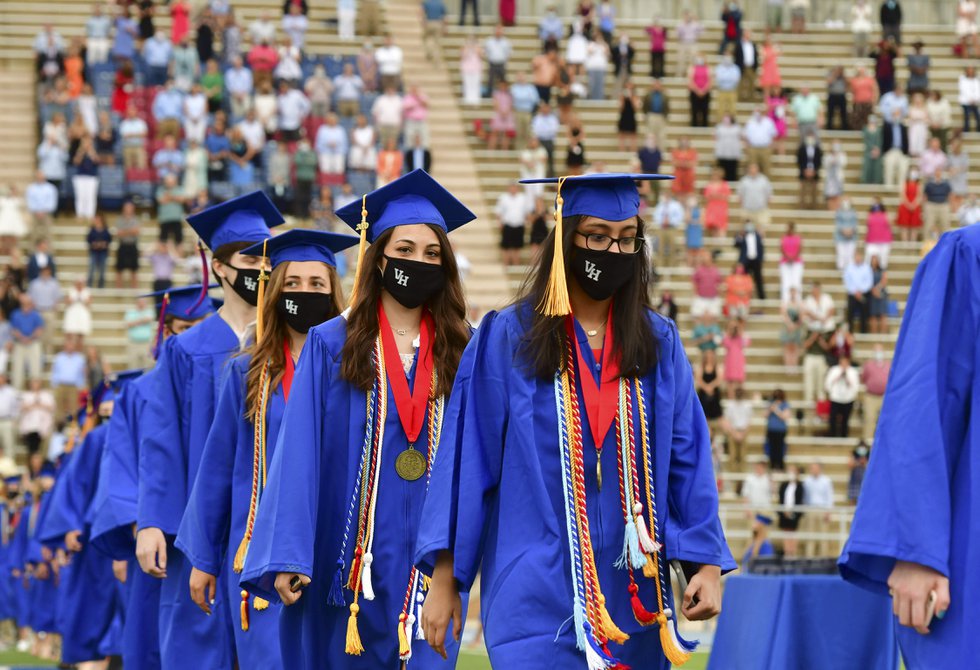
[8,494,32,627]
[177,354,285,669]
[25,494,58,634]
[89,372,161,670]
[240,317,465,669]
[37,424,121,664]
[839,227,980,668]
[138,314,238,669]
[0,502,15,621]
[415,306,735,669]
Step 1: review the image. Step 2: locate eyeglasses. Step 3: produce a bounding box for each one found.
[575,230,645,254]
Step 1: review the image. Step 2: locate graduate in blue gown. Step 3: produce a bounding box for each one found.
[177,229,357,669]
[24,464,59,659]
[416,174,735,670]
[0,474,24,628]
[136,191,281,669]
[839,225,980,668]
[37,387,120,666]
[240,170,475,669]
[89,286,215,670]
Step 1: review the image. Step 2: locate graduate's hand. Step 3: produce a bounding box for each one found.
[112,560,128,584]
[64,529,83,553]
[422,552,462,660]
[136,527,168,578]
[887,560,951,635]
[274,572,310,606]
[34,563,50,581]
[189,567,216,615]
[682,564,722,621]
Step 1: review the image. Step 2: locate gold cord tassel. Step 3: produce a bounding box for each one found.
[253,596,269,611]
[347,195,370,308]
[596,593,629,644]
[345,602,365,655]
[240,590,250,632]
[537,176,572,316]
[657,612,693,666]
[255,238,269,341]
[397,613,410,657]
[642,553,658,579]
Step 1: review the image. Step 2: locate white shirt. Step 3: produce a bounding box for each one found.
[803,293,835,332]
[0,385,18,420]
[119,117,148,145]
[519,146,547,180]
[372,93,404,127]
[745,232,758,260]
[959,75,980,105]
[803,474,834,508]
[851,4,873,33]
[375,45,404,76]
[825,365,860,403]
[249,19,276,44]
[495,192,529,226]
[237,118,266,151]
[724,399,753,431]
[278,89,311,131]
[782,481,799,509]
[742,473,772,508]
[184,93,207,122]
[282,13,308,48]
[584,41,609,71]
[740,40,755,67]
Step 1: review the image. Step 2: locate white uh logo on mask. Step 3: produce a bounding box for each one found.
[244,276,257,291]
[285,299,298,315]
[585,260,602,282]
[394,268,409,287]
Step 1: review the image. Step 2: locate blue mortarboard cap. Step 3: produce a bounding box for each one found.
[4,476,20,487]
[334,169,476,243]
[110,369,144,393]
[241,229,360,269]
[142,284,219,320]
[38,462,56,479]
[755,514,773,526]
[186,190,284,250]
[519,173,674,221]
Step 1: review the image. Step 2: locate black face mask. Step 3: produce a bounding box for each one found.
[382,256,445,309]
[276,292,336,334]
[224,266,263,306]
[571,247,636,301]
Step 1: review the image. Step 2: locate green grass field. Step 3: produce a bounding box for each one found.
[456,650,710,669]
[0,650,56,666]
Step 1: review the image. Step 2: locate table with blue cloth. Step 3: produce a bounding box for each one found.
[708,575,900,670]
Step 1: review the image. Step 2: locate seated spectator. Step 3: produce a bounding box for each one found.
[247,39,279,91]
[85,3,112,65]
[225,55,254,120]
[348,115,378,172]
[843,249,873,333]
[737,163,773,230]
[62,278,92,344]
[277,81,311,142]
[796,133,822,210]
[305,65,335,118]
[834,198,859,269]
[156,175,186,252]
[405,135,432,173]
[865,197,894,267]
[152,80,184,138]
[721,387,753,468]
[922,169,952,234]
[825,355,859,438]
[315,114,349,176]
[724,263,754,319]
[372,85,405,148]
[10,295,44,389]
[376,138,403,188]
[722,318,749,398]
[24,171,58,235]
[781,287,804,366]
[691,250,723,321]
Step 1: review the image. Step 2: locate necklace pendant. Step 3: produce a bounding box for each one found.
[596,460,602,491]
[396,328,407,336]
[587,329,598,337]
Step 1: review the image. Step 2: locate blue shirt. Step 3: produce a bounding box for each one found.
[531,112,559,141]
[510,82,540,113]
[25,181,58,214]
[37,143,67,180]
[638,147,662,173]
[843,262,874,294]
[539,14,563,40]
[152,149,185,178]
[924,180,952,204]
[113,17,137,59]
[152,89,184,122]
[715,62,741,91]
[767,401,789,433]
[50,351,86,387]
[10,309,43,338]
[421,0,446,20]
[143,37,173,67]
[224,66,253,95]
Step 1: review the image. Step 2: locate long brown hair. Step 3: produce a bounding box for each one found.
[514,214,659,378]
[340,225,469,398]
[244,261,345,421]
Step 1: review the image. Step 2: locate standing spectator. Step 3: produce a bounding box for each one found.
[788,0,809,32]
[896,169,923,241]
[918,136,947,178]
[826,67,849,130]
[825,355,859,437]
[616,82,638,151]
[848,443,870,504]
[152,80,184,138]
[357,41,379,93]
[849,65,879,129]
[276,39,303,85]
[27,239,56,282]
[531,46,558,105]
[137,0,155,42]
[743,109,777,175]
[402,85,431,147]
[906,39,930,94]
[691,250,724,322]
[610,34,634,97]
[823,141,848,210]
[948,137,971,212]
[24,171,58,235]
[790,86,822,139]
[375,138,403,188]
[766,390,792,471]
[645,18,667,78]
[767,0,785,31]
[860,116,884,184]
[183,83,209,144]
[781,287,804,366]
[565,21,588,77]
[292,139,316,219]
[670,136,698,198]
[182,137,208,199]
[714,53,741,122]
[27,266,61,340]
[111,201,141,290]
[496,183,528,266]
[510,72,539,148]
[649,190,684,261]
[152,135,185,182]
[86,215,112,289]
[882,110,909,187]
[304,65,334,119]
[834,198,859,269]
[865,198,894,267]
[565,128,586,176]
[796,133,822,210]
[0,373,17,459]
[742,462,773,512]
[112,6,138,62]
[531,103,559,178]
[119,105,148,171]
[725,262,755,319]
[738,162,773,229]
[170,0,191,44]
[459,35,484,105]
[50,338,86,418]
[85,4,112,65]
[147,241,176,295]
[10,295,44,389]
[332,63,364,119]
[868,254,889,334]
[371,85,404,147]
[247,39,279,91]
[282,3,308,50]
[695,349,724,434]
[483,25,511,95]
[172,35,200,92]
[703,167,732,238]
[957,0,979,56]
[684,195,703,265]
[156,175,185,253]
[70,136,99,223]
[584,38,609,101]
[720,2,743,55]
[844,249,874,333]
[18,379,54,455]
[487,81,515,151]
[519,136,547,200]
[779,222,803,303]
[636,135,662,205]
[907,93,929,156]
[721,387,752,468]
[879,83,909,123]
[803,281,836,333]
[84,345,109,391]
[802,463,834,556]
[922,169,953,234]
[655,291,678,323]
[248,10,276,43]
[537,5,563,50]
[722,319,749,398]
[277,81,311,142]
[459,0,479,26]
[957,194,980,226]
[225,56,254,120]
[64,279,92,346]
[643,78,670,146]
[758,36,782,98]
[267,142,294,213]
[734,28,759,102]
[734,222,765,300]
[870,37,899,94]
[314,114,349,177]
[348,114,378,174]
[860,345,891,440]
[421,0,447,60]
[375,33,404,91]
[851,0,874,56]
[675,10,702,77]
[143,30,173,87]
[687,55,711,128]
[222,9,243,62]
[879,0,902,43]
[926,90,952,150]
[714,115,742,182]
[404,135,432,173]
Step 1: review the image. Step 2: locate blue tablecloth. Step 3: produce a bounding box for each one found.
[708,575,900,670]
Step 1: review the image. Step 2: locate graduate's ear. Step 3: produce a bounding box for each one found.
[212,257,230,285]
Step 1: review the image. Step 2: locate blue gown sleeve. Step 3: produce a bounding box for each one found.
[415,312,507,589]
[90,391,136,547]
[239,329,329,601]
[176,361,244,576]
[38,442,88,543]
[839,233,978,591]
[138,338,189,536]
[662,319,737,571]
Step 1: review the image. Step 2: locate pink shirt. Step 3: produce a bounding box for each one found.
[780,234,802,263]
[645,26,666,52]
[692,265,722,298]
[865,211,893,243]
[918,148,948,177]
[402,93,429,122]
[861,360,891,396]
[691,64,710,90]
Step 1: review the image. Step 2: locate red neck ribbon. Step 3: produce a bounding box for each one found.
[568,302,621,450]
[378,301,435,445]
[282,339,296,402]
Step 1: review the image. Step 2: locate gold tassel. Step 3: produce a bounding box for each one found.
[345,602,365,655]
[397,613,410,657]
[536,176,572,317]
[347,195,370,308]
[642,552,658,579]
[255,238,269,341]
[240,590,250,632]
[253,596,269,611]
[657,612,693,666]
[232,538,248,574]
[596,593,629,644]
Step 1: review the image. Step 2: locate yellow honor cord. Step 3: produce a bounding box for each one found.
[254,238,269,341]
[348,195,370,309]
[537,176,572,316]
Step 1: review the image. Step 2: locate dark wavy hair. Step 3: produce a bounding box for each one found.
[513,214,659,379]
[340,225,470,398]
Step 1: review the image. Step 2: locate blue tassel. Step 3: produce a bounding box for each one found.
[326,560,346,607]
[573,601,587,651]
[615,518,647,571]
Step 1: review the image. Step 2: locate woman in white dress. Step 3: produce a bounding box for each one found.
[459,35,483,105]
[823,141,848,210]
[0,186,28,254]
[254,82,279,137]
[182,137,209,197]
[63,278,93,343]
[348,114,378,171]
[957,0,978,38]
[565,20,588,76]
[907,93,929,156]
